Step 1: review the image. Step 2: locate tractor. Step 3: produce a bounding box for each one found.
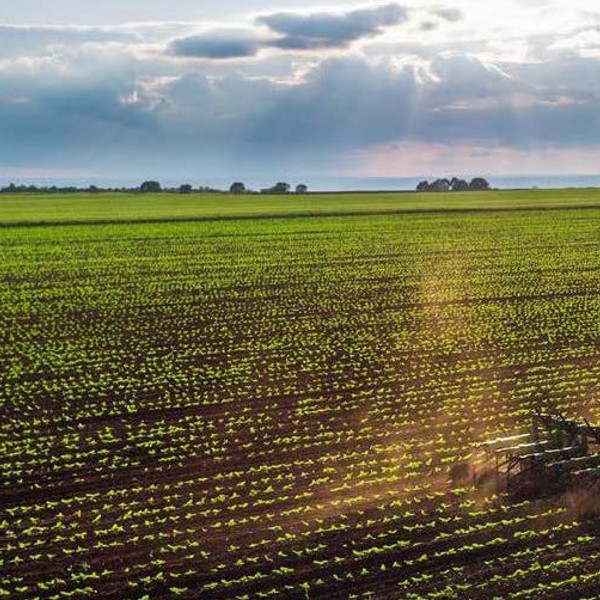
[481,412,600,498]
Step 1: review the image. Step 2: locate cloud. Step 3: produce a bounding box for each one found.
[0,24,133,56]
[417,7,463,33]
[0,45,158,173]
[169,30,262,59]
[258,3,408,50]
[430,7,463,22]
[3,4,600,180]
[548,27,600,57]
[5,46,600,177]
[232,49,600,161]
[168,4,409,61]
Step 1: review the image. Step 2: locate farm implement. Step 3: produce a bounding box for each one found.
[482,412,600,498]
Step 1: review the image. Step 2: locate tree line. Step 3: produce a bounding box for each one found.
[0,178,492,194]
[416,177,491,192]
[0,181,309,195]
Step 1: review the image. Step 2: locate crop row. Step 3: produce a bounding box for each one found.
[3,209,600,597]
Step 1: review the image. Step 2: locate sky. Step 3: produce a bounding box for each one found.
[2,0,600,186]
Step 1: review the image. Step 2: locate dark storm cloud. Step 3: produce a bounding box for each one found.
[169,32,261,59]
[259,3,408,50]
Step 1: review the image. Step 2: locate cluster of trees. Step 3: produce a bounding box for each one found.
[139,181,228,194]
[230,182,308,194]
[416,177,491,192]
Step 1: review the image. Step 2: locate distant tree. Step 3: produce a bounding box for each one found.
[469,177,490,191]
[140,180,162,193]
[179,184,193,194]
[416,180,431,192]
[261,182,290,194]
[295,184,308,194]
[230,182,246,194]
[451,178,469,191]
[273,182,291,194]
[430,178,451,192]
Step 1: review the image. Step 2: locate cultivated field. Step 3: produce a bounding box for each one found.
[3,188,600,225]
[3,190,600,598]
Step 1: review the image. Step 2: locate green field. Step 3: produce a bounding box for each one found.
[3,188,600,225]
[3,191,600,598]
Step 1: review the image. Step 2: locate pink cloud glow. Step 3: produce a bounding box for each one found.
[357,142,600,177]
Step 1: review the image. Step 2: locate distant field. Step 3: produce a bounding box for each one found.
[3,192,600,598]
[2,188,600,224]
